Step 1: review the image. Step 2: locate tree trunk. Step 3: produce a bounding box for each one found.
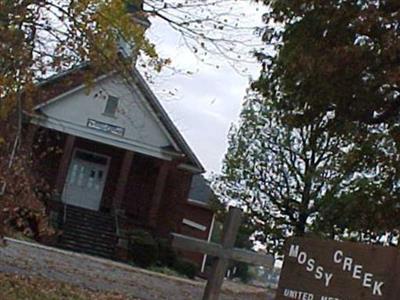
[296,213,308,236]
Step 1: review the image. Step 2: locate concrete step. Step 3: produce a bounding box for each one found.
[57,204,118,260]
[62,231,116,245]
[62,223,116,237]
[65,209,114,220]
[63,219,115,233]
[58,238,115,254]
[58,243,115,259]
[65,211,114,223]
[64,205,112,218]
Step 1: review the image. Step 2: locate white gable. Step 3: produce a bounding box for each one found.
[34,74,180,160]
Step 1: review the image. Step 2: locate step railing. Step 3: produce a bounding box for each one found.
[114,211,120,237]
[63,203,67,224]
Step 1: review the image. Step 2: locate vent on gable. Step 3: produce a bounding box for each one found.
[104,95,119,117]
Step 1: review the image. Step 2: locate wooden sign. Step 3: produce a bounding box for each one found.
[276,237,400,300]
[87,119,125,136]
[172,207,274,300]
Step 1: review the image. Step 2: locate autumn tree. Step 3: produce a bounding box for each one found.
[1,0,257,117]
[214,91,400,255]
[0,0,155,239]
[254,0,400,127]
[0,0,260,159]
[241,0,400,252]
[0,0,253,239]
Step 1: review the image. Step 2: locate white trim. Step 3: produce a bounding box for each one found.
[125,81,180,152]
[207,214,216,243]
[182,218,207,232]
[188,198,209,207]
[201,213,216,273]
[177,163,204,174]
[34,74,112,111]
[30,114,182,161]
[34,69,204,172]
[130,69,204,172]
[35,73,181,154]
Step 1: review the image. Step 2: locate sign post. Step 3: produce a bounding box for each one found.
[277,237,400,300]
[172,207,274,300]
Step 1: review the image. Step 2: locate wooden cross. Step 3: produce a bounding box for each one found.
[172,207,274,300]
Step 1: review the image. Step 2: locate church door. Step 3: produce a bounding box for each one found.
[62,149,110,211]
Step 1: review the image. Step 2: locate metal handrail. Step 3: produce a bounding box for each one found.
[112,203,121,238]
[114,210,120,237]
[63,203,67,224]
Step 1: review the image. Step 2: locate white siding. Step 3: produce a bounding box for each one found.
[40,75,173,151]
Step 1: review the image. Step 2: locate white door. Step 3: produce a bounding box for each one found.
[62,149,110,211]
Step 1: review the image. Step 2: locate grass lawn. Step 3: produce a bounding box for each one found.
[0,273,138,300]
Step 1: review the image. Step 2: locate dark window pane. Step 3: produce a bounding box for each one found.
[75,151,108,165]
[104,95,119,116]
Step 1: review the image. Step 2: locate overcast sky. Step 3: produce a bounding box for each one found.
[144,2,265,175]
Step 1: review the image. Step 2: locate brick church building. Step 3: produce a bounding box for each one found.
[27,64,215,269]
[17,4,216,271]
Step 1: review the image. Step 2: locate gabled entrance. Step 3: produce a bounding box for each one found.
[62,149,110,211]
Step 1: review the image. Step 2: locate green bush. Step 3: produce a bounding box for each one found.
[157,239,177,267]
[173,258,198,279]
[148,266,182,278]
[127,231,199,279]
[128,229,159,268]
[233,262,252,284]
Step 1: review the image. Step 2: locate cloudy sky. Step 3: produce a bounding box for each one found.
[144,1,265,175]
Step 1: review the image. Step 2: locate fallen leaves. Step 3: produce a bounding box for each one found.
[0,273,140,300]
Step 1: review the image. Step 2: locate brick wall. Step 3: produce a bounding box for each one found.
[155,167,193,238]
[123,154,159,224]
[180,203,214,267]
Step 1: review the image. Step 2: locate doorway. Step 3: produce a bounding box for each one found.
[62,149,110,211]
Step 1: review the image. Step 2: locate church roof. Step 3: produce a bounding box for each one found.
[31,64,205,173]
[188,175,214,206]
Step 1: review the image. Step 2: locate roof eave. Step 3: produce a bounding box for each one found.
[32,64,206,174]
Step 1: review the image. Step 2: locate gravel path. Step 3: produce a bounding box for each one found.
[0,238,274,300]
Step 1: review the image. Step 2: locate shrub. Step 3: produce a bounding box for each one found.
[128,229,159,268]
[127,231,199,279]
[233,262,252,284]
[148,266,182,278]
[173,258,198,279]
[157,239,177,268]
